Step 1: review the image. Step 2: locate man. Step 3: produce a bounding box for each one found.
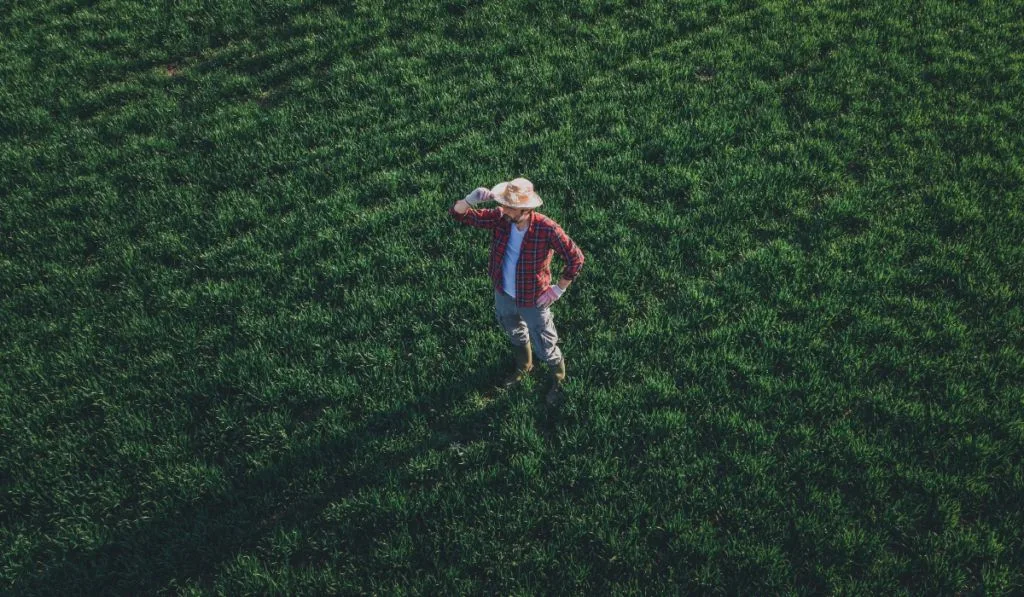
[450,178,585,405]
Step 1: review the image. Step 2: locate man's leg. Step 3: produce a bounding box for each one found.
[494,290,532,386]
[521,304,565,404]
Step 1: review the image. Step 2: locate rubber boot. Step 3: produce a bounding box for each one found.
[545,359,567,406]
[500,343,533,388]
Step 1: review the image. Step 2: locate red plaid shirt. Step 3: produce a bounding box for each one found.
[450,207,585,307]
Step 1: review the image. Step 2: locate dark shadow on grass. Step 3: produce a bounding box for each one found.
[14,361,521,594]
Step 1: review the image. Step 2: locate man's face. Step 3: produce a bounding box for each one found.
[500,205,529,224]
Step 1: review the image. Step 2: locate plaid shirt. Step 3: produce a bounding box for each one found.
[450,207,585,307]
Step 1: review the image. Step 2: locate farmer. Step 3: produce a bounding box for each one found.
[450,178,585,405]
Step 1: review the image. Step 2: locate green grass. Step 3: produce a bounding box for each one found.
[2,0,1022,593]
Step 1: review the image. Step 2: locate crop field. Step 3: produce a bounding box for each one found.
[2,0,1022,593]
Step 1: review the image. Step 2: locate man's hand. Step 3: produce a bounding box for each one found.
[536,285,564,308]
[464,187,493,206]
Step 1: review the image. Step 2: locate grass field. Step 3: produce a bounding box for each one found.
[2,0,1023,593]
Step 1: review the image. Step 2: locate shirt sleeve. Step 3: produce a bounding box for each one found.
[449,205,503,229]
[550,222,585,281]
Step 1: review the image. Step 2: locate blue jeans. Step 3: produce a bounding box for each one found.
[494,290,563,367]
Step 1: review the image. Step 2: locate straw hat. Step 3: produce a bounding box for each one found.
[490,178,543,209]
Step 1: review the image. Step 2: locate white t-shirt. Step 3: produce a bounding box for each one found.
[501,223,528,298]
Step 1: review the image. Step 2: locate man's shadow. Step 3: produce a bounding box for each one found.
[15,359,546,594]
